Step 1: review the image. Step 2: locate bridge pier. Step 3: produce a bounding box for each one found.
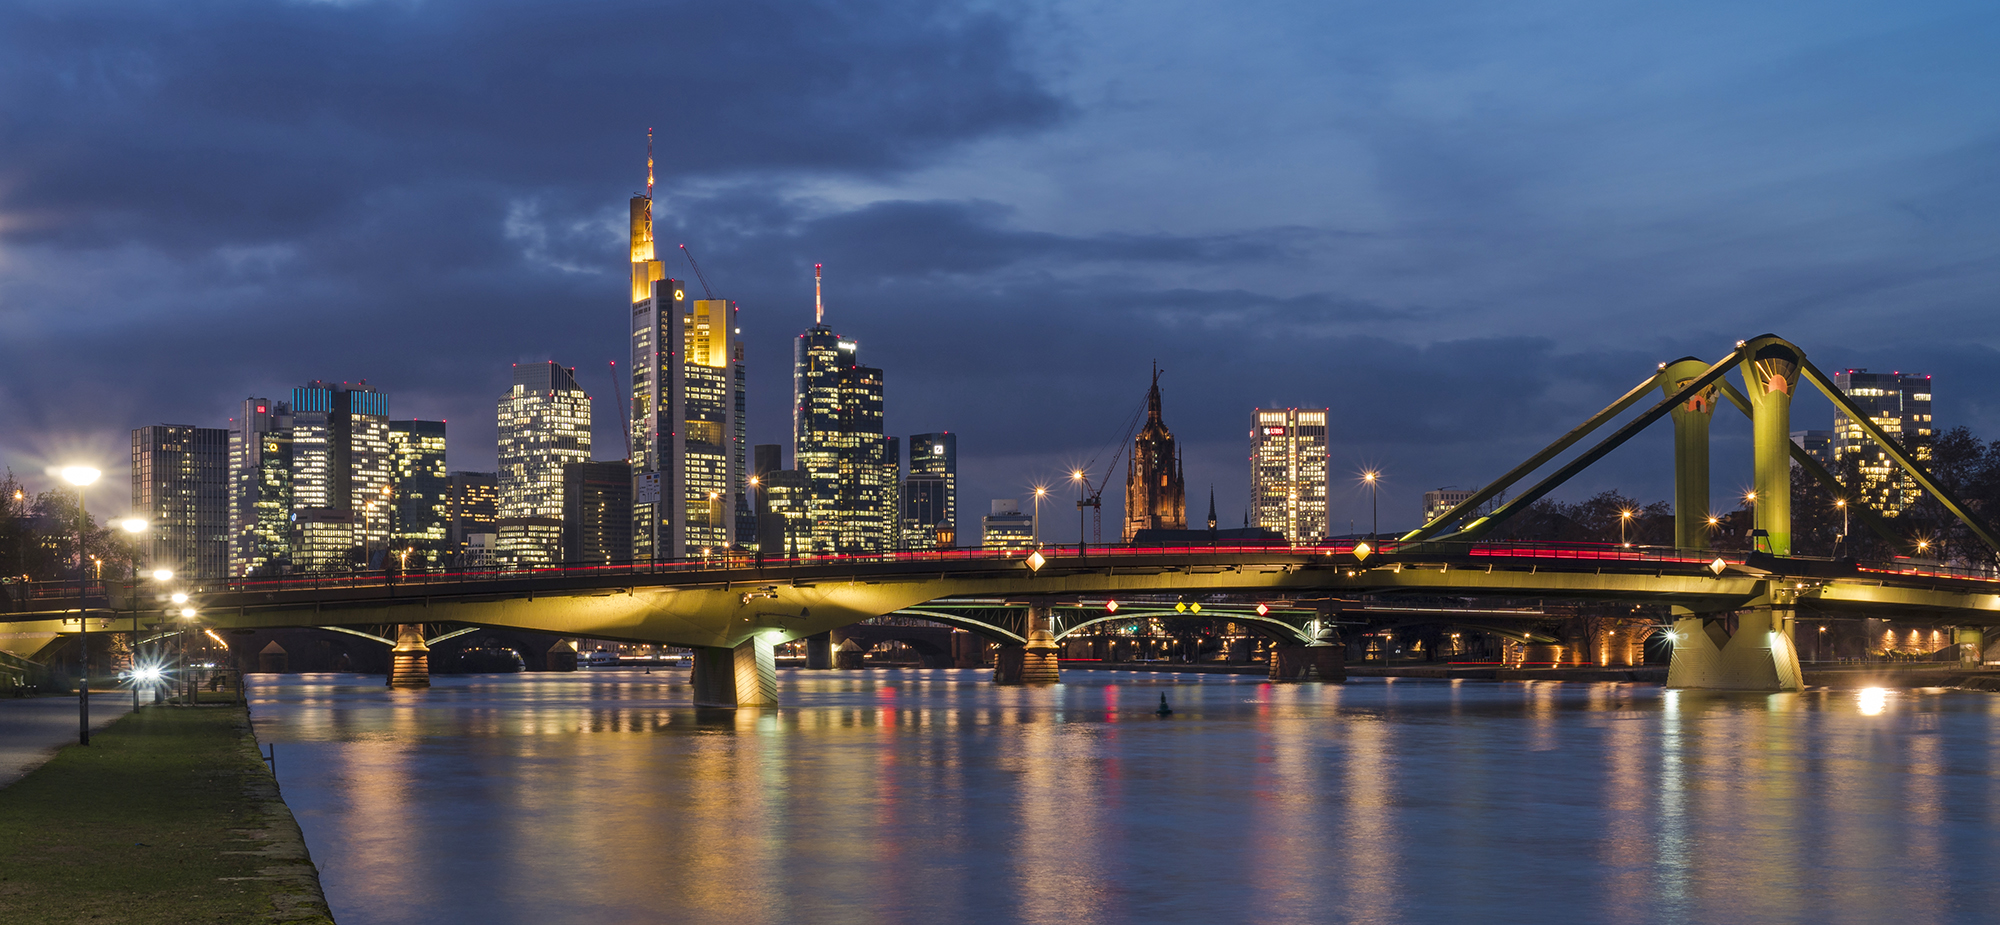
[1267,643,1343,682]
[1666,592,1802,691]
[691,637,777,708]
[1957,627,1984,667]
[994,602,1059,684]
[805,632,832,669]
[387,624,430,689]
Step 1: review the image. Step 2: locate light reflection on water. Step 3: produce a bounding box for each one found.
[249,671,2000,925]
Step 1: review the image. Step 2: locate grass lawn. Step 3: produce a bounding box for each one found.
[0,705,333,924]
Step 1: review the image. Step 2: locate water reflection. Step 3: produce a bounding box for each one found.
[250,672,2000,925]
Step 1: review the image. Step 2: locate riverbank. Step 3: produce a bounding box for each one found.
[0,705,334,924]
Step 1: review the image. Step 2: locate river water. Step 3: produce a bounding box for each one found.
[248,670,2000,925]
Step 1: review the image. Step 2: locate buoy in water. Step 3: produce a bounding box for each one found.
[1155,693,1173,716]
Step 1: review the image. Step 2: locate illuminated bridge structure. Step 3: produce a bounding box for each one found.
[7,335,2000,705]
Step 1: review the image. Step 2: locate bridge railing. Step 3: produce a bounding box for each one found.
[11,540,1998,613]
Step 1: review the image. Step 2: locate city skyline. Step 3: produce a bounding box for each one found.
[7,2,2000,538]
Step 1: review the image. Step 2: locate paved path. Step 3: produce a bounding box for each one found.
[0,694,135,788]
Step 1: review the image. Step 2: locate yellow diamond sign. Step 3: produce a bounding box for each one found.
[1025,550,1046,572]
[1353,541,1373,562]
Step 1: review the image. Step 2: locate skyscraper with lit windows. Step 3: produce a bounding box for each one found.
[388,420,448,568]
[289,381,392,571]
[131,424,229,580]
[228,398,293,577]
[1832,369,1933,516]
[903,432,957,549]
[626,146,747,560]
[498,362,591,565]
[792,268,894,555]
[1250,408,1329,544]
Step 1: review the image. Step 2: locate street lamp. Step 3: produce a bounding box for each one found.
[61,466,100,746]
[120,517,149,711]
[1361,471,1380,538]
[1070,470,1088,553]
[1032,485,1048,547]
[1619,509,1634,548]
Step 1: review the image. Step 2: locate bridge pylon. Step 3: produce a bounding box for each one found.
[388,624,430,689]
[692,636,778,707]
[994,600,1059,685]
[1666,585,1803,691]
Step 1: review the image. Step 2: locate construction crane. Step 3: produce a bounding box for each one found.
[1072,387,1151,544]
[607,360,630,458]
[679,243,717,299]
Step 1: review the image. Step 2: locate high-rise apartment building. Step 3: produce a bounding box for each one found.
[792,268,895,555]
[902,432,957,550]
[1125,367,1186,541]
[563,461,633,565]
[1832,369,1933,515]
[1250,408,1328,544]
[627,159,747,560]
[498,362,591,565]
[227,398,293,577]
[289,381,392,571]
[130,425,229,580]
[388,420,448,569]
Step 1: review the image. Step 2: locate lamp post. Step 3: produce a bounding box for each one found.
[1070,470,1087,554]
[1619,509,1634,548]
[1361,471,1380,538]
[1032,485,1048,548]
[1835,499,1849,555]
[119,518,149,710]
[60,466,101,746]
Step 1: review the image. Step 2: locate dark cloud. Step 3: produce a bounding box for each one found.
[0,0,1062,250]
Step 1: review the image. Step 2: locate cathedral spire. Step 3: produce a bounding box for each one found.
[1207,486,1217,533]
[1146,361,1163,423]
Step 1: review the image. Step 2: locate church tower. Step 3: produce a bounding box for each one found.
[1124,364,1187,540]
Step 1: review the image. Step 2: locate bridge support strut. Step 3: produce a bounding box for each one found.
[387,624,430,689]
[1666,589,1802,691]
[1268,644,1344,682]
[692,636,777,708]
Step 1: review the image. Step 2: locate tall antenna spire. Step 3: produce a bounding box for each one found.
[646,127,655,199]
[814,263,824,325]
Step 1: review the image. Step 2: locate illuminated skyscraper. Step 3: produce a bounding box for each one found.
[289,381,392,571]
[1124,366,1186,541]
[627,146,747,559]
[903,432,957,550]
[131,424,229,579]
[388,420,448,568]
[792,268,894,555]
[1832,369,1933,515]
[498,362,592,565]
[1250,408,1328,544]
[228,398,293,577]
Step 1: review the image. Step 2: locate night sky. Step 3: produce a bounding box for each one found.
[5,0,1999,539]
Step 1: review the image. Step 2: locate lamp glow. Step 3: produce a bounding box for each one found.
[60,466,101,486]
[119,517,148,533]
[171,592,188,604]
[151,568,173,582]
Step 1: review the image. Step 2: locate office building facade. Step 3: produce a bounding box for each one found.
[1832,369,1933,515]
[498,362,592,565]
[903,432,957,550]
[792,270,895,556]
[131,424,229,580]
[445,471,498,565]
[228,398,294,577]
[388,420,448,568]
[289,381,392,571]
[982,499,1034,550]
[563,460,634,565]
[1250,408,1329,544]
